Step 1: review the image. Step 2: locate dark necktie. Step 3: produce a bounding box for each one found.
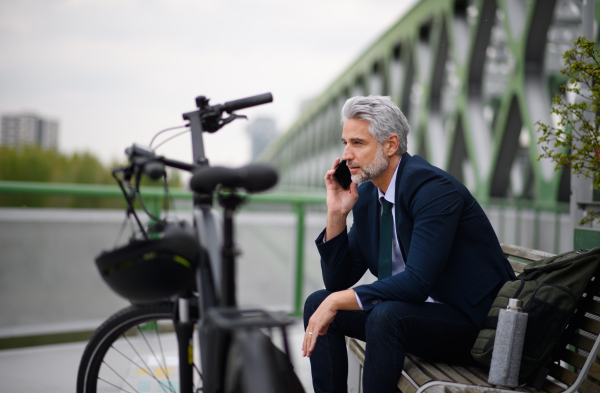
[378,198,393,280]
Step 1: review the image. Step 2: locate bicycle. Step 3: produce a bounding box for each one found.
[76,93,305,393]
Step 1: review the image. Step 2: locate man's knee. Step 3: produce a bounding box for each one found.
[303,289,332,326]
[364,301,419,344]
[365,302,398,337]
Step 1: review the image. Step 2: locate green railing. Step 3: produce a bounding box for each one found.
[0,180,575,314]
[0,180,325,316]
[482,197,570,255]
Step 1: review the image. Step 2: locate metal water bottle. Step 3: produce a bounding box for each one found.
[488,298,528,387]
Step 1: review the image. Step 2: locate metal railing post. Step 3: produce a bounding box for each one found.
[534,207,540,250]
[292,202,306,316]
[148,196,162,220]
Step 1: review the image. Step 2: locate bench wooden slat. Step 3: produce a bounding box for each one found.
[549,364,577,386]
[569,332,596,353]
[501,244,555,261]
[560,347,587,369]
[403,355,433,386]
[508,259,527,274]
[466,366,496,386]
[579,379,600,393]
[347,337,365,364]
[348,337,426,393]
[461,366,534,392]
[451,365,492,387]
[588,362,600,383]
[541,378,569,393]
[580,316,600,335]
[407,354,452,382]
[558,346,600,382]
[558,349,600,382]
[431,362,473,385]
[398,376,418,393]
[588,300,600,316]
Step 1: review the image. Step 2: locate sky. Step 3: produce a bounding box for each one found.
[0,0,418,169]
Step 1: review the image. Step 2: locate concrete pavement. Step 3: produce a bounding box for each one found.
[0,319,315,393]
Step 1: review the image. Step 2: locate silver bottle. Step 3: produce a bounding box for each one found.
[488,298,528,387]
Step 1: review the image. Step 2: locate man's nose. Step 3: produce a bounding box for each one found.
[342,146,352,161]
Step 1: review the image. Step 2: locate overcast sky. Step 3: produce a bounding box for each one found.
[0,0,418,168]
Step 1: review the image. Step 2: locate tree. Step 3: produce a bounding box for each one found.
[536,36,600,224]
[0,146,181,208]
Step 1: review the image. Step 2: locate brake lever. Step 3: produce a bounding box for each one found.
[221,114,248,127]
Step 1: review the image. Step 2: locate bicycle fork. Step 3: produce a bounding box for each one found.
[175,297,195,393]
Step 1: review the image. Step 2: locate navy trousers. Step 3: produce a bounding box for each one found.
[304,290,480,393]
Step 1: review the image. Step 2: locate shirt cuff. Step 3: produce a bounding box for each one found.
[354,291,364,310]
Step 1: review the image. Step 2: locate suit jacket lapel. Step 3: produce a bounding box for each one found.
[395,153,411,261]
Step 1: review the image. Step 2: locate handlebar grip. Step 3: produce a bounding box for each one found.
[223,93,273,113]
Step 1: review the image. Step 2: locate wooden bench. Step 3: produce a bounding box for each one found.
[347,244,600,393]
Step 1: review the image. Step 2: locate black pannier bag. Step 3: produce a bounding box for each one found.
[471,247,600,387]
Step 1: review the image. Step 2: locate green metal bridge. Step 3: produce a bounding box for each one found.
[261,0,595,253]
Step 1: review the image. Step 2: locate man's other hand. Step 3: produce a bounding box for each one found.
[302,289,360,357]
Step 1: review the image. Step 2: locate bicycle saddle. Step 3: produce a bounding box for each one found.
[190,163,278,193]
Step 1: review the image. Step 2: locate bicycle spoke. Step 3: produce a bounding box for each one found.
[137,325,175,389]
[101,361,140,393]
[97,376,136,393]
[77,304,193,393]
[194,362,203,382]
[109,342,176,392]
[121,335,158,379]
[154,323,172,389]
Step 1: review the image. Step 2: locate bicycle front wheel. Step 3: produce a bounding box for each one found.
[77,302,201,393]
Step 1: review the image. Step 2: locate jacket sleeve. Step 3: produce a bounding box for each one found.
[353,170,464,311]
[315,222,368,292]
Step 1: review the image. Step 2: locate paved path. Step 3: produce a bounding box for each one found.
[0,320,315,393]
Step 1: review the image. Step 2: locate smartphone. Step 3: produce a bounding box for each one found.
[333,160,352,190]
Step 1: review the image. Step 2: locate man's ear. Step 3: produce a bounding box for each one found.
[386,134,399,157]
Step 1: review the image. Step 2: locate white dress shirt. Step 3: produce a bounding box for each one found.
[353,158,439,309]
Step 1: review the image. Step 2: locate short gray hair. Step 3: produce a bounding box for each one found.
[340,96,409,155]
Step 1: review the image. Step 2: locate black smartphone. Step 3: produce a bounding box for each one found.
[333,160,352,190]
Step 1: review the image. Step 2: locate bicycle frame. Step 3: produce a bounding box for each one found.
[181,97,277,393]
[87,93,295,393]
[185,103,230,393]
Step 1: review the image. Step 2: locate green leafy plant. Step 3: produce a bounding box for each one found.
[0,145,181,208]
[536,36,600,225]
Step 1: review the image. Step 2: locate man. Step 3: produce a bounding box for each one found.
[302,96,514,393]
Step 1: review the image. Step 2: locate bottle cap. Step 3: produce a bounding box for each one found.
[508,298,522,311]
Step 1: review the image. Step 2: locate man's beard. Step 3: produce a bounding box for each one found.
[348,147,389,184]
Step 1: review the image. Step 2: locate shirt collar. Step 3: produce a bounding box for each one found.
[377,157,402,205]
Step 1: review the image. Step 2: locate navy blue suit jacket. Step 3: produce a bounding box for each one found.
[316,153,515,327]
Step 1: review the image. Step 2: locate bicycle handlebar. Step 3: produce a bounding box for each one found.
[123,144,278,194]
[222,93,273,113]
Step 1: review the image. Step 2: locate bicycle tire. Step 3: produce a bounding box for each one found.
[77,302,201,393]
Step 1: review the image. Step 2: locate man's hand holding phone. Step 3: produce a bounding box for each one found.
[324,158,359,239]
